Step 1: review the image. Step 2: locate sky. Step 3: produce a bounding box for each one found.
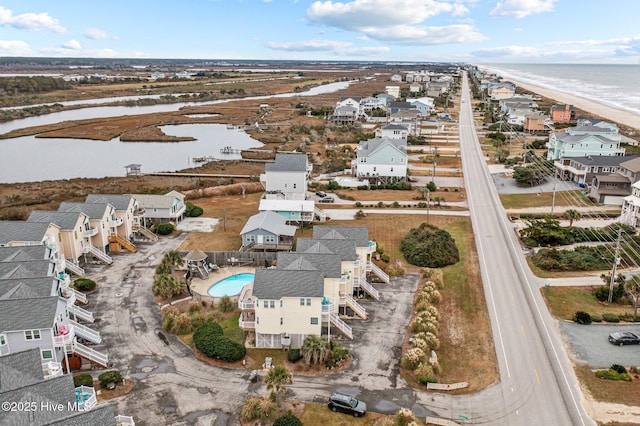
[0,0,639,64]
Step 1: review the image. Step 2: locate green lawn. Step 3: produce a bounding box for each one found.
[500,191,593,209]
[541,285,638,321]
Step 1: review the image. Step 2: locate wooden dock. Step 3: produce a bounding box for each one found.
[220,146,242,155]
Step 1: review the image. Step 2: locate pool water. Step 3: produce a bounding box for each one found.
[207,273,254,297]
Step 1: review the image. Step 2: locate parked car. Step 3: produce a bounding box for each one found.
[318,196,334,203]
[316,191,327,198]
[608,331,640,346]
[327,392,367,417]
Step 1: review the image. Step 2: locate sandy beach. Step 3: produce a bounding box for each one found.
[498,75,640,134]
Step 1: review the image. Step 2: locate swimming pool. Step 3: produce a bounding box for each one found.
[207,273,254,297]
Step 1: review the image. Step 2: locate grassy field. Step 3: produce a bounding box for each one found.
[334,188,466,203]
[541,285,638,321]
[575,366,640,407]
[299,403,400,426]
[500,191,595,209]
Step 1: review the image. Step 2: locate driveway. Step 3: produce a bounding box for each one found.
[557,322,640,368]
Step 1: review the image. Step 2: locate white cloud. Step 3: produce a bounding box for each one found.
[62,39,81,50]
[307,0,463,29]
[471,45,615,61]
[489,0,557,19]
[0,40,32,56]
[265,39,390,56]
[365,24,486,45]
[39,47,120,58]
[84,28,118,40]
[0,6,66,33]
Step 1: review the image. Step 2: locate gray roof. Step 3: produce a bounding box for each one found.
[86,193,135,210]
[129,193,179,209]
[252,269,325,299]
[340,96,361,102]
[28,211,86,231]
[357,137,406,158]
[594,173,631,183]
[620,157,640,173]
[553,133,611,144]
[265,153,308,172]
[276,252,342,278]
[381,124,407,130]
[0,348,44,392]
[569,125,616,134]
[240,211,297,237]
[562,155,637,167]
[295,238,357,261]
[0,245,50,263]
[58,202,111,219]
[0,221,56,245]
[0,296,57,332]
[0,277,58,299]
[0,260,54,280]
[184,250,207,262]
[312,226,369,247]
[47,404,117,426]
[389,102,416,109]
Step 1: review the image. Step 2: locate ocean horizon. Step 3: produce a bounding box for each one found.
[478,63,640,117]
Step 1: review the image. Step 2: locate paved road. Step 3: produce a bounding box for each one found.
[444,73,595,425]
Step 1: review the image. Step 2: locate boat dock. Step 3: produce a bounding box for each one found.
[220,146,242,155]
[192,155,219,163]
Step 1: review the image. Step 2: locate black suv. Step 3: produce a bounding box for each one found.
[327,392,367,417]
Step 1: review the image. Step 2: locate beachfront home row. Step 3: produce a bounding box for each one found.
[0,348,134,425]
[237,226,389,349]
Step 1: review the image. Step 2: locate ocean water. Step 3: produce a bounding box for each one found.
[478,64,640,116]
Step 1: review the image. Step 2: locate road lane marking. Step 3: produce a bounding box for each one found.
[521,325,526,336]
[534,368,541,384]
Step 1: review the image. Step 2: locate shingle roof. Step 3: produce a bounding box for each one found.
[594,173,631,183]
[563,155,638,167]
[47,404,116,426]
[0,245,49,263]
[58,202,110,220]
[295,238,357,261]
[0,221,56,245]
[240,211,297,236]
[0,348,44,392]
[265,153,308,172]
[86,193,134,210]
[356,137,407,158]
[0,277,58,299]
[130,193,180,209]
[276,252,342,278]
[0,295,57,332]
[27,211,85,231]
[553,133,611,144]
[312,226,369,247]
[252,269,325,299]
[620,157,640,173]
[0,259,53,280]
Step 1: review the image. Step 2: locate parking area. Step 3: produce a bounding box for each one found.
[558,322,640,368]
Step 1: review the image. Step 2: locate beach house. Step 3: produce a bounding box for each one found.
[130,190,186,226]
[375,123,409,141]
[553,155,639,186]
[351,137,408,185]
[239,210,297,252]
[85,194,139,244]
[57,202,118,255]
[550,104,576,123]
[546,123,626,161]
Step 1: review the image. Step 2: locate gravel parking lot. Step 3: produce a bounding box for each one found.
[558,321,640,368]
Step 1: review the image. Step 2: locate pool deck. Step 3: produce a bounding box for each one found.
[188,265,256,298]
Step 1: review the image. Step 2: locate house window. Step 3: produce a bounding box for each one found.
[263,301,269,308]
[280,318,283,325]
[310,317,318,325]
[25,330,41,340]
[280,300,283,307]
[391,168,394,172]
[293,184,297,189]
[401,158,405,163]
[74,231,78,240]
[265,235,276,243]
[270,301,275,309]
[0,334,6,345]
[246,235,255,243]
[391,157,394,163]
[41,350,53,360]
[257,317,259,325]
[306,298,311,306]
[373,167,377,172]
[300,298,305,306]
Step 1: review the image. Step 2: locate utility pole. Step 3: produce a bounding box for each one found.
[426,189,430,225]
[609,227,623,303]
[223,206,227,232]
[550,169,558,215]
[432,147,438,183]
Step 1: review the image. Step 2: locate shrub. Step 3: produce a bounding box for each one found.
[611,364,627,374]
[192,322,224,356]
[401,347,425,370]
[400,223,459,268]
[274,414,303,426]
[98,370,123,388]
[185,202,204,217]
[596,369,632,381]
[74,278,96,292]
[241,397,277,422]
[73,373,94,387]
[213,337,247,362]
[327,180,340,190]
[380,254,390,263]
[355,201,363,207]
[155,223,175,235]
[602,313,620,323]
[217,295,235,313]
[287,349,302,363]
[574,311,592,325]
[394,407,417,426]
[590,314,602,323]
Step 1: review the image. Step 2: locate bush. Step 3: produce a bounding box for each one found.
[74,278,96,292]
[327,180,340,190]
[241,397,277,422]
[591,314,602,323]
[274,414,303,426]
[217,295,234,313]
[213,337,247,362]
[596,369,632,381]
[185,202,204,217]
[602,313,620,323]
[192,322,224,355]
[155,223,175,235]
[394,407,417,426]
[574,311,592,325]
[380,254,390,263]
[611,364,627,374]
[73,373,94,387]
[98,370,123,388]
[287,349,302,363]
[400,223,459,268]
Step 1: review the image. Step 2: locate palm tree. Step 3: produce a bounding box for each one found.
[164,250,185,275]
[563,209,581,227]
[434,196,445,207]
[301,335,330,365]
[152,274,182,299]
[264,365,292,407]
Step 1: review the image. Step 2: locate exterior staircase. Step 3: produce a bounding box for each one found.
[85,245,113,265]
[69,320,101,344]
[72,339,108,368]
[367,262,390,283]
[355,277,380,300]
[314,206,328,222]
[343,294,368,319]
[69,305,95,323]
[133,224,158,242]
[109,234,136,253]
[329,313,353,339]
[72,288,88,304]
[65,261,85,276]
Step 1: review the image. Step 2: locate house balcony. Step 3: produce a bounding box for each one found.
[57,272,71,290]
[368,240,377,253]
[112,217,124,227]
[241,241,294,252]
[321,297,336,318]
[553,161,586,177]
[75,385,97,411]
[238,283,255,310]
[133,208,145,217]
[239,312,255,330]
[84,226,99,237]
[54,325,74,347]
[64,290,77,307]
[42,361,63,380]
